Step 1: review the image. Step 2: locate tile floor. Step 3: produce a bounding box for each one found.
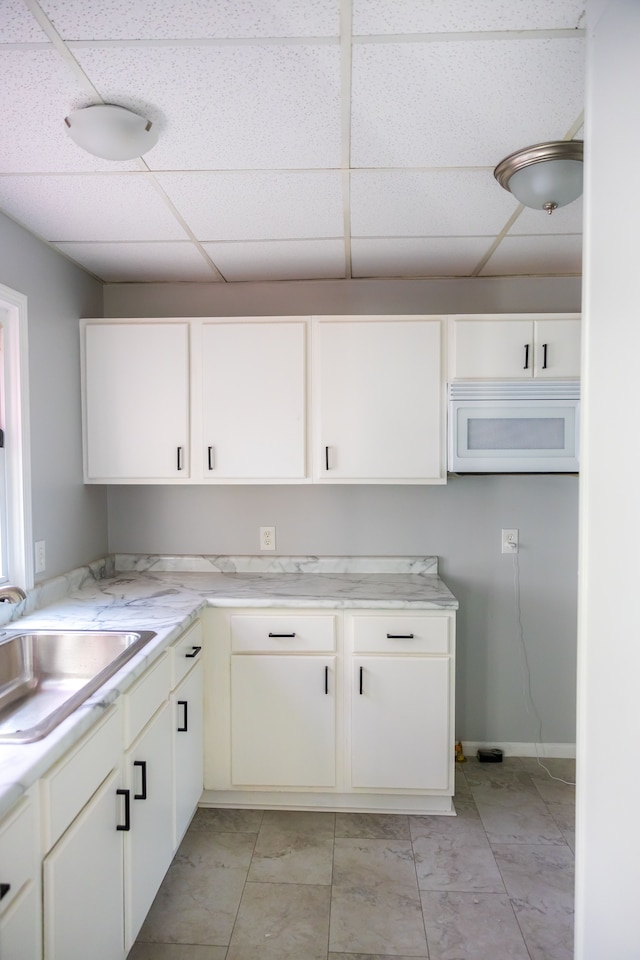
[129,756,575,960]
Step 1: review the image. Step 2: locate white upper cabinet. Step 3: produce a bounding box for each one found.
[200,319,307,481]
[83,322,190,481]
[313,317,444,482]
[449,315,581,380]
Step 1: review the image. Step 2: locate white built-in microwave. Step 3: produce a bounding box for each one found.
[448,381,580,473]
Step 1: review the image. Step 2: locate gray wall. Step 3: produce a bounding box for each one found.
[106,277,581,746]
[0,211,108,580]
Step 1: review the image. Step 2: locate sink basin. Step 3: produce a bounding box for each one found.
[0,629,156,743]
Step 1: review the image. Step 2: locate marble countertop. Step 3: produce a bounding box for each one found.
[0,555,457,820]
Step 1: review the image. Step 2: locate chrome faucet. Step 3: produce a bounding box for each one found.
[0,586,27,603]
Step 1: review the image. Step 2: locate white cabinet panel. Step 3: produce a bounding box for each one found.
[0,882,41,960]
[43,769,124,960]
[0,790,41,960]
[83,322,189,480]
[201,320,307,480]
[451,316,581,380]
[351,656,451,791]
[173,663,203,847]
[534,319,581,378]
[231,654,336,787]
[314,317,444,481]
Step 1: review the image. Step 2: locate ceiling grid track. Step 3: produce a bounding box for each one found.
[340,0,353,280]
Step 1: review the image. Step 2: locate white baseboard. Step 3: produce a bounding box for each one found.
[461,741,576,759]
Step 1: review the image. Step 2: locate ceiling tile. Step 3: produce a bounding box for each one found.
[479,235,583,276]
[0,175,188,241]
[2,0,50,41]
[40,0,339,40]
[157,171,344,241]
[509,198,583,235]
[54,241,219,281]
[353,0,586,35]
[0,50,140,173]
[72,44,342,170]
[351,169,517,237]
[202,239,346,281]
[351,38,585,168]
[352,237,493,277]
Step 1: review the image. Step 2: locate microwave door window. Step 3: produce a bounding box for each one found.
[467,416,566,452]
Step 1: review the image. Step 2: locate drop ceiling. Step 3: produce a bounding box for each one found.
[0,0,585,284]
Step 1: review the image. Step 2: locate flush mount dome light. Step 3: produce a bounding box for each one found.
[494,140,584,214]
[64,103,159,160]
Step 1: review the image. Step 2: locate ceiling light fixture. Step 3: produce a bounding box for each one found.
[494,140,584,214]
[64,104,159,161]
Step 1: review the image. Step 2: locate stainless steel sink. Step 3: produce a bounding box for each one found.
[0,629,156,743]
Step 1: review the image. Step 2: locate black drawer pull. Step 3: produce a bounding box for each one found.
[359,666,363,695]
[185,645,201,658]
[0,883,10,901]
[542,343,548,369]
[207,445,214,470]
[133,760,147,800]
[523,343,530,369]
[177,446,184,471]
[325,445,330,470]
[116,789,130,831]
[268,632,296,638]
[324,665,329,694]
[386,633,414,639]
[177,699,188,732]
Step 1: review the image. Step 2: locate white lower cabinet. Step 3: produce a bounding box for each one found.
[173,661,204,847]
[0,788,41,960]
[231,654,336,787]
[43,769,124,960]
[203,606,455,813]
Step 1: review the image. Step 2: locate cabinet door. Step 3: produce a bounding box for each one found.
[351,657,451,791]
[201,320,307,479]
[174,662,203,847]
[0,882,41,960]
[315,318,443,480]
[231,655,336,787]
[84,322,189,480]
[124,701,174,950]
[43,769,124,960]
[451,319,533,379]
[534,319,581,378]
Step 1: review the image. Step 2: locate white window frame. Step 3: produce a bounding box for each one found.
[0,283,33,589]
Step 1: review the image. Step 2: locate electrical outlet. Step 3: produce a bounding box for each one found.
[501,528,519,554]
[35,539,46,573]
[260,526,276,551]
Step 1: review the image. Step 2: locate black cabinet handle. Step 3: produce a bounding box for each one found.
[542,343,548,369]
[268,632,296,638]
[324,665,329,694]
[133,760,147,800]
[0,883,10,901]
[325,445,330,470]
[185,645,201,658]
[177,446,184,471]
[207,446,214,470]
[359,666,363,695]
[523,344,530,369]
[386,633,414,639]
[177,699,188,732]
[116,789,130,831]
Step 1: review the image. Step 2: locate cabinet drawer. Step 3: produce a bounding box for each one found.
[0,793,36,916]
[170,620,203,689]
[351,615,450,653]
[231,615,336,652]
[123,653,170,747]
[42,706,121,849]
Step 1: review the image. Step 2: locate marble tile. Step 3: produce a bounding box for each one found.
[129,945,228,960]
[330,884,428,956]
[190,807,264,834]
[421,891,530,960]
[328,956,419,960]
[413,836,505,893]
[519,757,576,781]
[530,775,576,805]
[475,799,566,845]
[492,844,575,960]
[138,831,255,945]
[226,881,331,960]
[468,773,542,806]
[248,811,334,884]
[546,802,576,851]
[410,805,487,845]
[335,812,411,839]
[333,837,418,888]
